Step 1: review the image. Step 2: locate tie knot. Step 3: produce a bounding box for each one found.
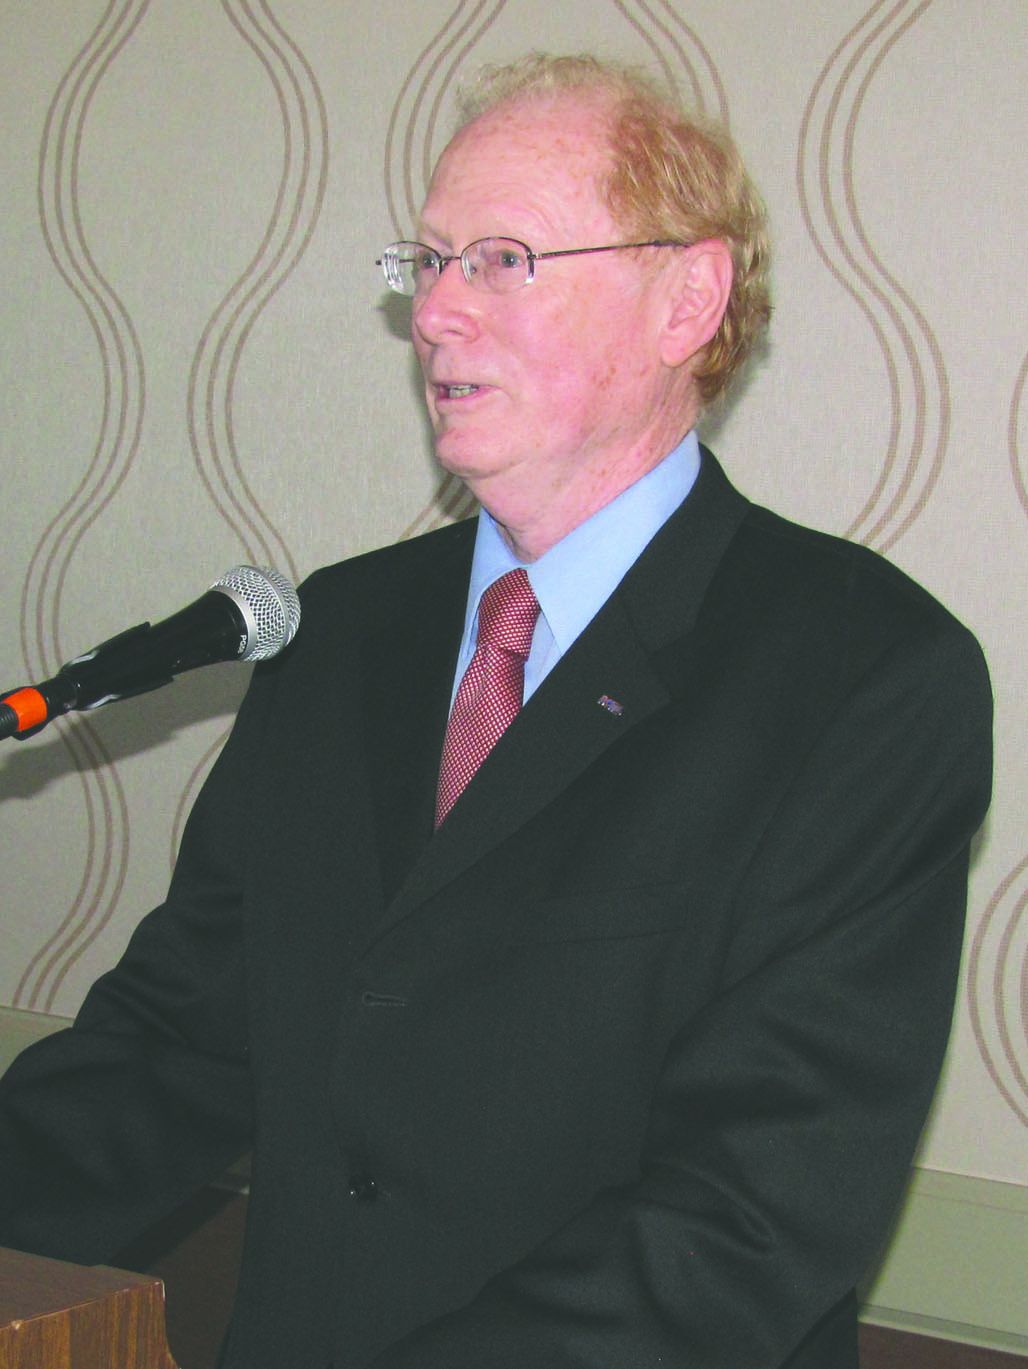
[476,568,539,658]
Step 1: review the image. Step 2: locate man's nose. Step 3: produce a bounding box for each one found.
[413,258,480,341]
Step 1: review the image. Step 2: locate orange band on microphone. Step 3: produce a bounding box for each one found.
[2,687,48,731]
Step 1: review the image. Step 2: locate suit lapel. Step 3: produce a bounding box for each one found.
[374,448,751,936]
[357,519,475,904]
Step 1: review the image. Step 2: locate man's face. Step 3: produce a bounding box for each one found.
[412,96,685,521]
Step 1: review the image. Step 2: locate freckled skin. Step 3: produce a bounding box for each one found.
[412,95,701,562]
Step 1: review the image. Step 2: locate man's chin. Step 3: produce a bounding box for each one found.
[434,436,497,484]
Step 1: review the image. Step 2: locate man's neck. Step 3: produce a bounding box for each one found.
[472,414,698,563]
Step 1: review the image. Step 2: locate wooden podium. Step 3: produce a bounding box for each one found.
[0,1246,178,1368]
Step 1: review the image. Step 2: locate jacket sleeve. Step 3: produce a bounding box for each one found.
[0,672,268,1265]
[370,613,993,1369]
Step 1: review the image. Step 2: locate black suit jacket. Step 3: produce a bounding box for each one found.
[0,450,993,1369]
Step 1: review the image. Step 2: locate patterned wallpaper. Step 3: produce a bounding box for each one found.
[0,0,1025,1189]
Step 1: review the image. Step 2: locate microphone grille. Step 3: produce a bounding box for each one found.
[212,565,301,661]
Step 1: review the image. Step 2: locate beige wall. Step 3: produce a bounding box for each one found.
[1,0,1026,1285]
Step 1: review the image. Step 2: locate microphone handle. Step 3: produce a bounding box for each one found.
[0,699,24,741]
[0,623,163,741]
[0,590,248,740]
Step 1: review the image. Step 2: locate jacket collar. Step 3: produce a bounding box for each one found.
[365,447,750,937]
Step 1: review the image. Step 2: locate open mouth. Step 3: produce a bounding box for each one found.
[438,383,481,399]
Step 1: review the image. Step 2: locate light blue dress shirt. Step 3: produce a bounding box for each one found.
[450,430,702,706]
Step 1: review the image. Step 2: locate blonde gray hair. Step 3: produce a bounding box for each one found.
[457,53,771,406]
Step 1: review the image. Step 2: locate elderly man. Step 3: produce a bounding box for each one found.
[0,54,991,1369]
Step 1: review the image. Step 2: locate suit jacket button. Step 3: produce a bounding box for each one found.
[348,1173,378,1202]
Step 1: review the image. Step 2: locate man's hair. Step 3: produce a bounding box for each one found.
[457,53,771,406]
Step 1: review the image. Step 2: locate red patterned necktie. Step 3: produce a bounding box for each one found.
[435,568,540,828]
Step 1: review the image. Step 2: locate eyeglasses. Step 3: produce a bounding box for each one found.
[376,237,686,297]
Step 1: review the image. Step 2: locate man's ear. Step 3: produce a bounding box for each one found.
[659,239,734,368]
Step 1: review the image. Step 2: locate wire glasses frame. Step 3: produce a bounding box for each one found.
[377,237,686,297]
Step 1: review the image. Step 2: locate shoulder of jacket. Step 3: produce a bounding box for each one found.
[737,502,969,634]
[298,517,476,609]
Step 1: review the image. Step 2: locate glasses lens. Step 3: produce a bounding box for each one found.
[463,239,530,293]
[382,242,438,296]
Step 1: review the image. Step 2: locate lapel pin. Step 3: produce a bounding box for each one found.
[597,694,624,717]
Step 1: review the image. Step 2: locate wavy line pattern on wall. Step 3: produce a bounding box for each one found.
[609,0,727,122]
[13,0,152,1011]
[968,855,1028,1130]
[383,0,510,239]
[797,0,949,552]
[187,0,330,587]
[1011,350,1028,522]
[20,0,149,683]
[386,0,730,540]
[174,0,330,857]
[970,346,1028,1129]
[15,0,331,1006]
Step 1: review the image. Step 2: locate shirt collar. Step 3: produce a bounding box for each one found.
[464,430,701,654]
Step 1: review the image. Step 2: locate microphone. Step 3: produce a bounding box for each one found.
[0,565,300,741]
